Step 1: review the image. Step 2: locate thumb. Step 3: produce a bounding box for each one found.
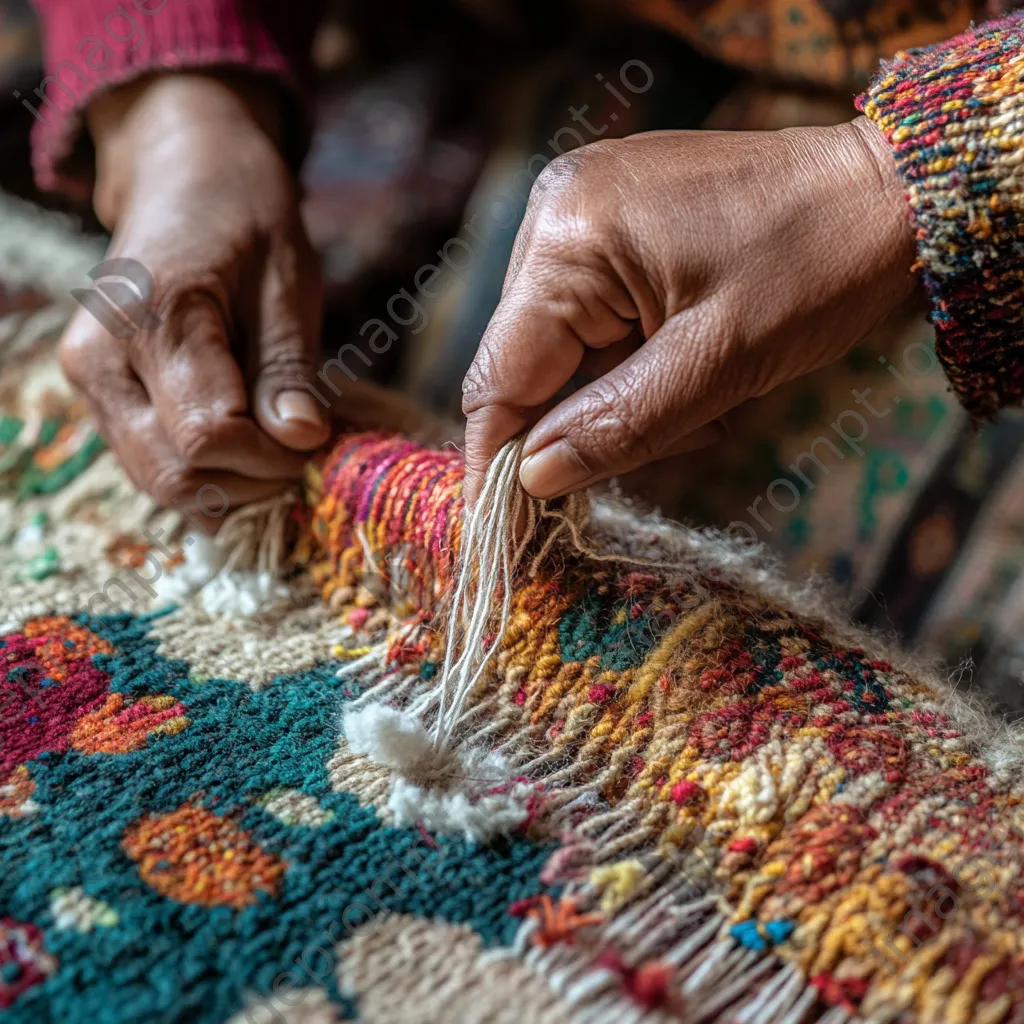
[518,328,734,499]
[251,245,331,452]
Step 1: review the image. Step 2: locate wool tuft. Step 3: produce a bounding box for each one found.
[342,705,535,843]
[342,705,445,776]
[198,572,290,618]
[389,770,531,845]
[151,533,289,617]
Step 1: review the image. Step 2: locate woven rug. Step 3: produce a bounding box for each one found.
[5,194,1024,1024]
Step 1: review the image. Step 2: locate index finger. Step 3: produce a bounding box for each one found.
[461,299,583,504]
[461,261,639,503]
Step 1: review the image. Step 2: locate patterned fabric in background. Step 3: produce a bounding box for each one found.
[665,310,1024,710]
[625,0,994,86]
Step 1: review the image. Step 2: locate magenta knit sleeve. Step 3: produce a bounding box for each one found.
[858,14,1024,417]
[25,0,322,193]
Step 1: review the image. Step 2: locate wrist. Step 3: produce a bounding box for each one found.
[88,72,288,228]
[843,115,917,298]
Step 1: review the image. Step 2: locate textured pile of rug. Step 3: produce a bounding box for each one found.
[5,192,1024,1024]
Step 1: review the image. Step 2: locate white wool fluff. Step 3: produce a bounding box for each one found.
[342,705,533,843]
[199,571,289,618]
[151,533,288,617]
[388,778,530,845]
[151,533,223,604]
[343,705,442,773]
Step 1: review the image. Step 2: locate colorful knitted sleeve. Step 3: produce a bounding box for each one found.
[27,0,322,194]
[858,14,1024,418]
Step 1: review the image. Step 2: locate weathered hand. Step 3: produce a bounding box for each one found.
[59,74,328,530]
[461,118,916,503]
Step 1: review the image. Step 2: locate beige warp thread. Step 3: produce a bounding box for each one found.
[432,438,529,749]
[430,438,600,752]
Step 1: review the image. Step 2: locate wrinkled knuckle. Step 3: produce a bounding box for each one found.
[146,461,190,507]
[461,347,500,414]
[534,150,590,199]
[534,144,616,203]
[532,155,580,199]
[528,151,617,254]
[153,274,225,339]
[586,388,660,468]
[159,271,220,309]
[529,207,574,254]
[174,408,224,465]
[258,344,314,385]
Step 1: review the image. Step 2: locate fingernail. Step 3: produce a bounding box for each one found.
[274,390,325,428]
[519,439,592,499]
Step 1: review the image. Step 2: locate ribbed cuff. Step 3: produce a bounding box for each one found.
[857,13,1024,418]
[27,0,320,194]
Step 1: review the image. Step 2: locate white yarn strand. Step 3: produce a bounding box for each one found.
[433,437,527,749]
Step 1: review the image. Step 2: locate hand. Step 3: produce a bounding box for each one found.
[461,117,916,503]
[59,73,329,530]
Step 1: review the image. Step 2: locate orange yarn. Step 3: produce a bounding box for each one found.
[122,803,287,910]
